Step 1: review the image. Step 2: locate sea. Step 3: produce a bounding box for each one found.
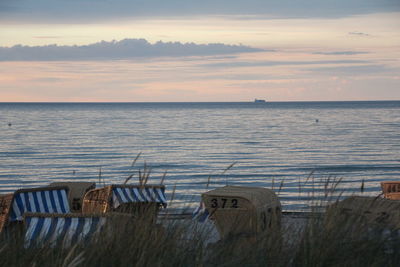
[0,101,399,211]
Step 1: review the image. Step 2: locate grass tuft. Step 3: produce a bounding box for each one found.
[2,163,400,266]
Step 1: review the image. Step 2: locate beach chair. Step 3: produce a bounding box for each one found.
[0,193,14,233]
[0,186,70,233]
[201,185,281,239]
[23,212,134,248]
[49,182,96,212]
[326,196,400,231]
[24,212,106,248]
[381,181,400,200]
[82,184,167,222]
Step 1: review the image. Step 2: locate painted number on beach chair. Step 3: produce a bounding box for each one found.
[231,199,238,208]
[221,198,227,208]
[211,198,218,208]
[210,198,239,209]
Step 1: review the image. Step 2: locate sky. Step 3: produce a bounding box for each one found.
[0,0,399,102]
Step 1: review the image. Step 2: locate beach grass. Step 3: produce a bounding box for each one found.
[1,161,399,266]
[1,195,400,266]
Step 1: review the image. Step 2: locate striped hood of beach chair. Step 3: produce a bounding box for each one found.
[9,187,70,222]
[24,213,106,248]
[192,202,210,222]
[111,186,167,209]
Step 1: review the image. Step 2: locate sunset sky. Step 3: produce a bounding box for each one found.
[0,0,399,102]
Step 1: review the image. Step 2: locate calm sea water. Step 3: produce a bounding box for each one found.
[0,101,399,210]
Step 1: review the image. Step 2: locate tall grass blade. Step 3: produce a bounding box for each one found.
[361,179,365,193]
[160,171,167,185]
[98,167,102,185]
[222,162,236,175]
[169,183,177,207]
[138,170,143,186]
[124,173,135,185]
[131,152,142,168]
[206,175,212,189]
[143,168,151,186]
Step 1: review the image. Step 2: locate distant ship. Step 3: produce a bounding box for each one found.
[254,99,266,103]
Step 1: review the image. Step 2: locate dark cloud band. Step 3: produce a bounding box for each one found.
[0,39,262,61]
[2,0,400,23]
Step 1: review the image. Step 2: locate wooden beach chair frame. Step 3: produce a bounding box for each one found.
[82,184,167,221]
[23,212,134,248]
[49,182,96,212]
[0,186,70,233]
[381,181,400,200]
[202,185,281,239]
[0,193,14,233]
[327,196,400,230]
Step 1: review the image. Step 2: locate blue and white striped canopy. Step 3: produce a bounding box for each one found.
[24,215,106,248]
[112,186,167,208]
[10,189,70,222]
[192,202,210,222]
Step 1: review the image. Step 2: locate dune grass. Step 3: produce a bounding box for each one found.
[1,159,399,266]
[1,193,400,267]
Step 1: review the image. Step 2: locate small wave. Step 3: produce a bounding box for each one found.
[296,164,400,172]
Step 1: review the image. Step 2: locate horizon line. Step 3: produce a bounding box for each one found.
[0,100,399,104]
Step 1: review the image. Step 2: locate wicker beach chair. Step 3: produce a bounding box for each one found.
[327,196,400,230]
[0,193,14,233]
[381,181,400,200]
[23,212,133,248]
[0,186,70,233]
[49,182,96,212]
[201,185,281,239]
[82,184,167,222]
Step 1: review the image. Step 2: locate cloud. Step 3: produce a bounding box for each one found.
[348,32,371,37]
[307,64,394,75]
[312,51,369,55]
[0,39,263,61]
[201,60,368,68]
[2,0,400,23]
[33,36,63,39]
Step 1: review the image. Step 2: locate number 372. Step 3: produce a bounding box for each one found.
[210,198,238,208]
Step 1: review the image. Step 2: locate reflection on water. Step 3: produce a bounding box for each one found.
[0,102,399,210]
